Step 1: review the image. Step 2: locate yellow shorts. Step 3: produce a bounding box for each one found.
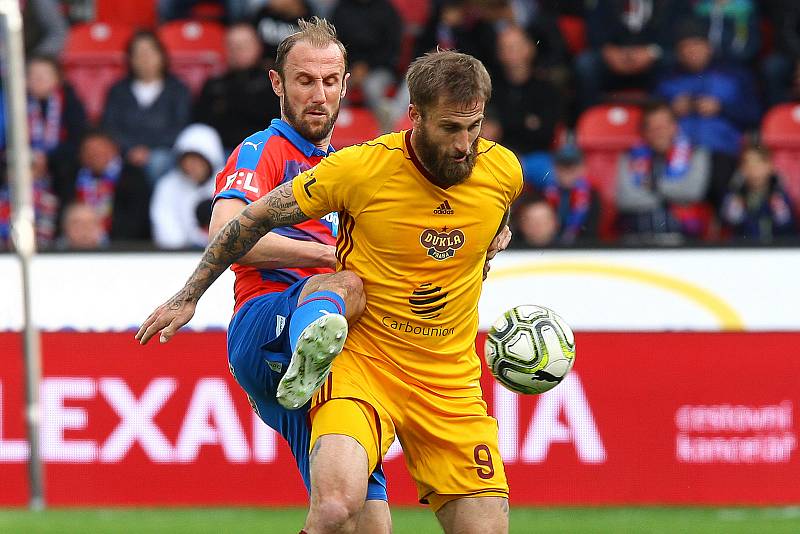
[309,349,508,511]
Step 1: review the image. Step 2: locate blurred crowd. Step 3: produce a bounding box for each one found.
[2,0,800,252]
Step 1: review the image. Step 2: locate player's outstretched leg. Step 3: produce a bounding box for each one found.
[277,271,365,409]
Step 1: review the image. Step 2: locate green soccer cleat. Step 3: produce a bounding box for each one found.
[276,313,348,409]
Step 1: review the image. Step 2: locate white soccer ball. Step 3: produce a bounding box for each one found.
[484,305,576,395]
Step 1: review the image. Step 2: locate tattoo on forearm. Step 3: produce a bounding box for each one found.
[265,186,307,226]
[179,182,310,304]
[501,499,509,515]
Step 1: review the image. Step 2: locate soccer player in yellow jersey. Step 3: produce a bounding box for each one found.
[138,50,522,534]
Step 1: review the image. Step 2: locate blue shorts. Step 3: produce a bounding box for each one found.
[227,277,388,501]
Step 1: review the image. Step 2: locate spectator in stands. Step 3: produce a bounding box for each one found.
[542,144,601,244]
[413,0,476,59]
[418,1,567,83]
[23,0,68,58]
[399,1,568,131]
[762,0,800,106]
[576,0,680,110]
[493,25,561,157]
[26,54,87,196]
[194,23,280,151]
[252,0,312,62]
[102,30,191,185]
[720,146,796,241]
[67,131,151,244]
[616,102,711,241]
[493,0,569,85]
[510,193,559,248]
[682,0,760,66]
[0,149,59,251]
[331,0,402,130]
[655,19,759,207]
[151,124,224,249]
[57,202,108,251]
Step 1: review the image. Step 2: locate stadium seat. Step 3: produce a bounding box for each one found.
[95,0,157,28]
[762,103,800,209]
[576,104,643,239]
[761,103,800,148]
[157,20,226,96]
[62,23,135,123]
[332,107,381,148]
[557,16,587,56]
[576,104,642,151]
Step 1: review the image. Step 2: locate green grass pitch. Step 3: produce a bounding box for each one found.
[1,507,800,533]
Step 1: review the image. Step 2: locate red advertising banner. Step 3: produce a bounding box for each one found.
[1,332,798,506]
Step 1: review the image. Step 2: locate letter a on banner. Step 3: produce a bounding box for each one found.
[522,374,607,463]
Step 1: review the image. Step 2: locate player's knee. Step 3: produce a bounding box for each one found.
[310,491,363,532]
[330,270,365,319]
[333,270,363,298]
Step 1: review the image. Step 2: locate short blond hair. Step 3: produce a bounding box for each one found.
[406,50,492,115]
[274,17,347,79]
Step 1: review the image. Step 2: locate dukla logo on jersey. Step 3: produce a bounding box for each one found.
[420,226,465,261]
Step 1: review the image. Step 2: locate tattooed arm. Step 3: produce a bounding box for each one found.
[135,181,309,345]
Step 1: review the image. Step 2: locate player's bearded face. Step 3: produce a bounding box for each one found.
[276,41,347,144]
[415,109,481,188]
[283,96,340,144]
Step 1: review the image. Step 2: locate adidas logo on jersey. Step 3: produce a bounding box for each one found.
[433,200,454,215]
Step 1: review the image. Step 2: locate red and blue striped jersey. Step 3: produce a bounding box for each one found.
[214,119,338,313]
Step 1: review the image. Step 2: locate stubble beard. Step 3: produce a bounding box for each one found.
[283,99,340,144]
[415,124,478,189]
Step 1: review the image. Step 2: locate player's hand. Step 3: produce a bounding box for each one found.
[135,288,197,345]
[483,225,512,280]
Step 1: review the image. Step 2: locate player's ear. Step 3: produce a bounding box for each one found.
[268,69,283,98]
[409,104,422,127]
[341,71,350,99]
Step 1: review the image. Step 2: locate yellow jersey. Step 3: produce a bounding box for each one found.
[293,130,523,393]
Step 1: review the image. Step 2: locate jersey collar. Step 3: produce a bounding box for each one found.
[270,119,334,158]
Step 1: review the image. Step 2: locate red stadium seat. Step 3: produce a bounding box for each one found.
[62,23,135,123]
[332,107,382,148]
[577,104,642,151]
[96,0,157,28]
[762,103,800,210]
[761,103,800,149]
[576,104,643,239]
[157,20,226,96]
[557,16,587,56]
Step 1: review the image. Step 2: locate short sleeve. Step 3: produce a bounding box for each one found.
[214,135,281,204]
[492,143,525,207]
[292,145,369,219]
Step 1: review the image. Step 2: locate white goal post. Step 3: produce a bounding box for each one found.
[1,0,45,510]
